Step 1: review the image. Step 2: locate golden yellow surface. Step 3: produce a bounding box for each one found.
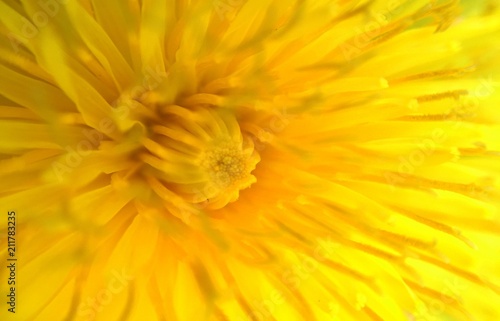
[0,0,500,320]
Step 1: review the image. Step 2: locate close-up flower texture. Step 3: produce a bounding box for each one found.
[1,0,500,320]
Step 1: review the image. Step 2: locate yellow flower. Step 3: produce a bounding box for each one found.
[1,0,500,320]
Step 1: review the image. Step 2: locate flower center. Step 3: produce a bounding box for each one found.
[198,138,259,209]
[202,141,248,188]
[138,104,260,210]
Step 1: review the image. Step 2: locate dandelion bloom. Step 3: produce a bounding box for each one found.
[1,0,500,320]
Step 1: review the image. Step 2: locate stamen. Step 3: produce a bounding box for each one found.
[400,112,456,121]
[392,66,476,83]
[416,90,468,103]
[418,254,500,294]
[392,206,476,249]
